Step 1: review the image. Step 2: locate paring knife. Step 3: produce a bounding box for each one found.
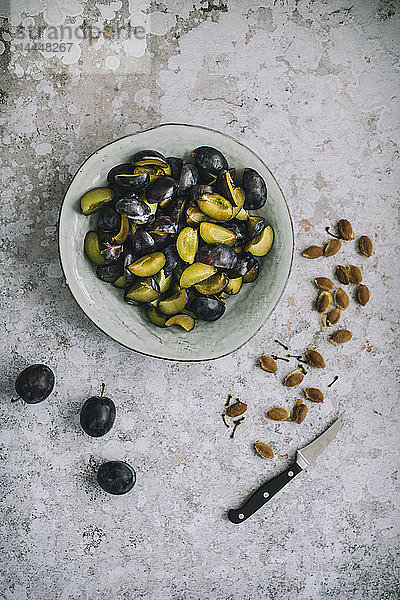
[228,412,344,524]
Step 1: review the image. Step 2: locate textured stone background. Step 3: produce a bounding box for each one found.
[0,1,399,599]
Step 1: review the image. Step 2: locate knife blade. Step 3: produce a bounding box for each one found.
[227,412,345,524]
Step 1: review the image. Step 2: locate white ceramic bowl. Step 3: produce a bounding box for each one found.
[58,124,293,361]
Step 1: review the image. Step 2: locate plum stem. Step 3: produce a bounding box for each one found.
[271,355,290,363]
[11,397,21,403]
[221,414,230,428]
[100,383,106,398]
[286,354,307,364]
[274,339,289,351]
[230,417,245,439]
[325,226,341,239]
[328,375,339,388]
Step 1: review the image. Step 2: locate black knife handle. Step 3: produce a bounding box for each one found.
[228,462,303,524]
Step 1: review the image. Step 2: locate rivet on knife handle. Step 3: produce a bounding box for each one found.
[228,462,302,524]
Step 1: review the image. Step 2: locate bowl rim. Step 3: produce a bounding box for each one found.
[58,122,294,362]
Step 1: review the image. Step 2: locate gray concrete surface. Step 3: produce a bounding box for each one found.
[0,1,399,598]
